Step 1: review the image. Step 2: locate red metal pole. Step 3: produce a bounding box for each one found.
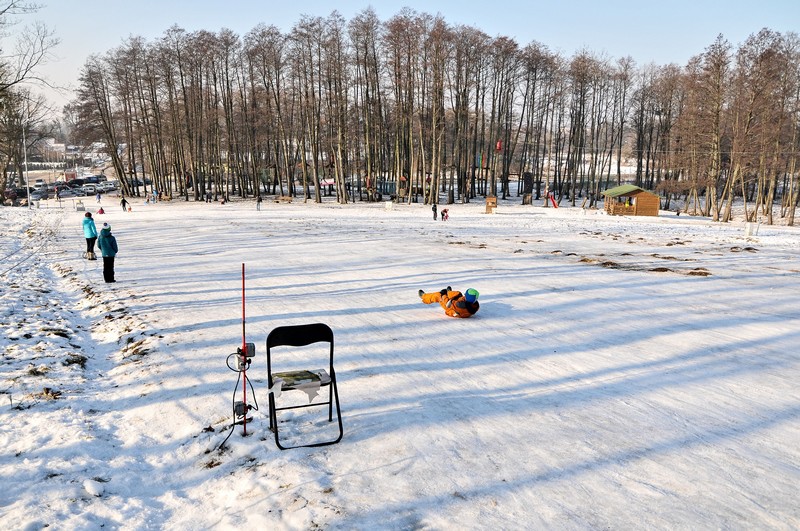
[241,263,247,436]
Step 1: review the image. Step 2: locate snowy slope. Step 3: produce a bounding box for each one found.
[1,197,799,529]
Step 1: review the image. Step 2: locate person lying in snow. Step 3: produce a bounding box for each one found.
[419,286,480,318]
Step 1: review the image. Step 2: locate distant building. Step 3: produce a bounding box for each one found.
[602,185,660,217]
[35,138,66,163]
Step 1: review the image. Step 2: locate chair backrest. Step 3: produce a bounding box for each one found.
[267,323,333,349]
[267,323,335,382]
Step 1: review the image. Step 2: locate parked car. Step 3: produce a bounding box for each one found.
[30,189,49,200]
[55,187,78,198]
[55,182,80,191]
[82,184,99,195]
[98,181,117,192]
[69,185,85,196]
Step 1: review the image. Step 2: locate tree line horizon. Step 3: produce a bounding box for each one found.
[5,6,800,224]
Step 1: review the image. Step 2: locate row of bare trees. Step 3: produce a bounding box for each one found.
[62,9,800,224]
[637,31,800,224]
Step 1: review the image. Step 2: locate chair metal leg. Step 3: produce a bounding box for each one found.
[271,380,342,450]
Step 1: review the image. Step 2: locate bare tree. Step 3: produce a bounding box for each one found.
[0,1,59,200]
[0,1,58,94]
[72,56,127,194]
[349,7,387,202]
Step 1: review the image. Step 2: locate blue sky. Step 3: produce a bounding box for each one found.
[26,0,800,109]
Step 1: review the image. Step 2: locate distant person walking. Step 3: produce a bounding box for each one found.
[96,192,101,204]
[97,223,118,283]
[432,203,437,220]
[82,212,98,260]
[256,195,262,211]
[120,196,129,212]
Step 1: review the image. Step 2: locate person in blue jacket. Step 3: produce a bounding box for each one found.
[97,223,119,283]
[82,212,98,260]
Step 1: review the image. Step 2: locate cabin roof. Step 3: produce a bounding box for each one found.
[602,184,651,198]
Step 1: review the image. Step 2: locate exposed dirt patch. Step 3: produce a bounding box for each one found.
[63,353,88,369]
[37,387,62,400]
[730,246,758,253]
[651,253,696,262]
[27,365,50,376]
[41,327,70,338]
[121,338,150,358]
[577,254,712,277]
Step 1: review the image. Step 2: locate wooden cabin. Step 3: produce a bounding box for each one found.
[602,185,660,217]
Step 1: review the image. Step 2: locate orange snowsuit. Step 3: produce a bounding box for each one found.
[421,289,480,318]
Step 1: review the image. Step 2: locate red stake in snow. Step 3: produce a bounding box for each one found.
[241,263,248,436]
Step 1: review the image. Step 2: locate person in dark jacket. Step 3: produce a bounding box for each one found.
[82,212,98,260]
[97,223,119,283]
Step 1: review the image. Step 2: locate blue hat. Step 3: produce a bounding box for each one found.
[465,288,479,303]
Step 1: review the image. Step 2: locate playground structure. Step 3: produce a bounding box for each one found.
[602,185,660,217]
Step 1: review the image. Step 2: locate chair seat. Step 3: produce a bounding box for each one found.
[272,369,331,389]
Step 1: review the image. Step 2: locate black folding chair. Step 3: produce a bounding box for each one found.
[266,323,343,450]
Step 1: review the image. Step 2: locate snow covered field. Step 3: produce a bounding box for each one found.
[1,197,799,529]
